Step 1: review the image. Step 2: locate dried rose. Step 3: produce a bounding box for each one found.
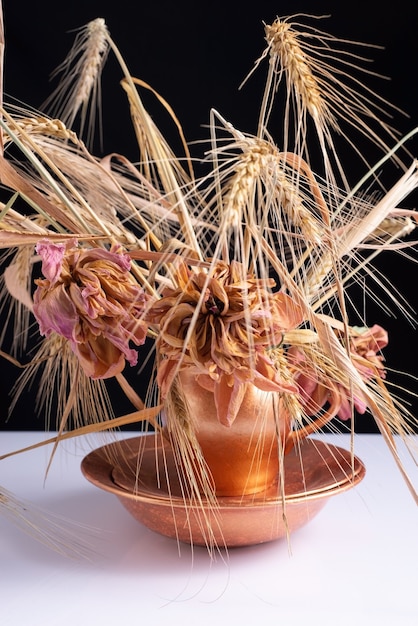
[147,260,303,425]
[33,240,149,379]
[289,324,388,421]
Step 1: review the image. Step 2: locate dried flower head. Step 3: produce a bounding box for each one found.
[33,240,149,379]
[290,324,389,421]
[147,260,304,425]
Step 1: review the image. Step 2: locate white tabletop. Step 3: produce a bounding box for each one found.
[0,431,417,626]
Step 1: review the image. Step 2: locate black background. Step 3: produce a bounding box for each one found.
[0,0,417,431]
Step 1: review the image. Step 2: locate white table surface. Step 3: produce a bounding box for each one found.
[0,431,417,626]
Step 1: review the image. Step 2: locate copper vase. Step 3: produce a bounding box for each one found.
[166,371,291,497]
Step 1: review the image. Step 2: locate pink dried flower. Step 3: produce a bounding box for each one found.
[147,260,304,425]
[290,324,388,421]
[33,240,149,379]
[350,324,388,379]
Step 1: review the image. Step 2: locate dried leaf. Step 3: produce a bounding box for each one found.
[3,262,33,310]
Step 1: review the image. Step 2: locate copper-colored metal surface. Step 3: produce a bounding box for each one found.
[81,435,365,548]
[171,372,335,497]
[174,374,284,496]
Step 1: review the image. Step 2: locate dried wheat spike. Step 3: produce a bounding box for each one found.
[302,254,334,303]
[44,18,109,134]
[364,216,416,245]
[71,18,109,112]
[4,116,78,144]
[270,346,304,427]
[0,486,96,559]
[221,139,273,228]
[165,375,197,442]
[264,18,331,126]
[222,138,323,244]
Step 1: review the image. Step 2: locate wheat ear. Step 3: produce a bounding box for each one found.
[264,18,328,125]
[43,18,109,134]
[3,116,78,144]
[221,137,323,244]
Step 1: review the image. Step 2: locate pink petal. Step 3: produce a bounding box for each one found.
[214,374,247,426]
[33,283,78,340]
[36,240,75,284]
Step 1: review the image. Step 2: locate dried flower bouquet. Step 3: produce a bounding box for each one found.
[0,11,417,550]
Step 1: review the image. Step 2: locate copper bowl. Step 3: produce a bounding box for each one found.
[81,435,365,548]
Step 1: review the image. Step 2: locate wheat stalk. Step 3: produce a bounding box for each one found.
[120,78,201,257]
[0,246,33,352]
[221,138,273,229]
[165,375,198,444]
[337,160,418,258]
[8,335,112,432]
[3,115,78,144]
[163,375,223,552]
[245,14,410,184]
[44,18,109,137]
[302,256,334,303]
[0,486,96,559]
[362,216,416,245]
[264,18,329,126]
[211,135,325,271]
[270,347,303,425]
[71,19,108,112]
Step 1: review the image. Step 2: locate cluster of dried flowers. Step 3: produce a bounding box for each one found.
[31,244,390,434]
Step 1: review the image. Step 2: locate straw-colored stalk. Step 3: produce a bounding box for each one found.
[120,78,201,257]
[264,18,330,128]
[44,18,109,139]
[3,115,78,144]
[0,486,96,560]
[221,138,323,246]
[301,160,418,306]
[270,346,304,427]
[4,121,165,250]
[363,216,416,246]
[163,376,223,551]
[336,160,418,258]
[0,245,34,352]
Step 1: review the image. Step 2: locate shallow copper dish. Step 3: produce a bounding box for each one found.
[81,435,365,548]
